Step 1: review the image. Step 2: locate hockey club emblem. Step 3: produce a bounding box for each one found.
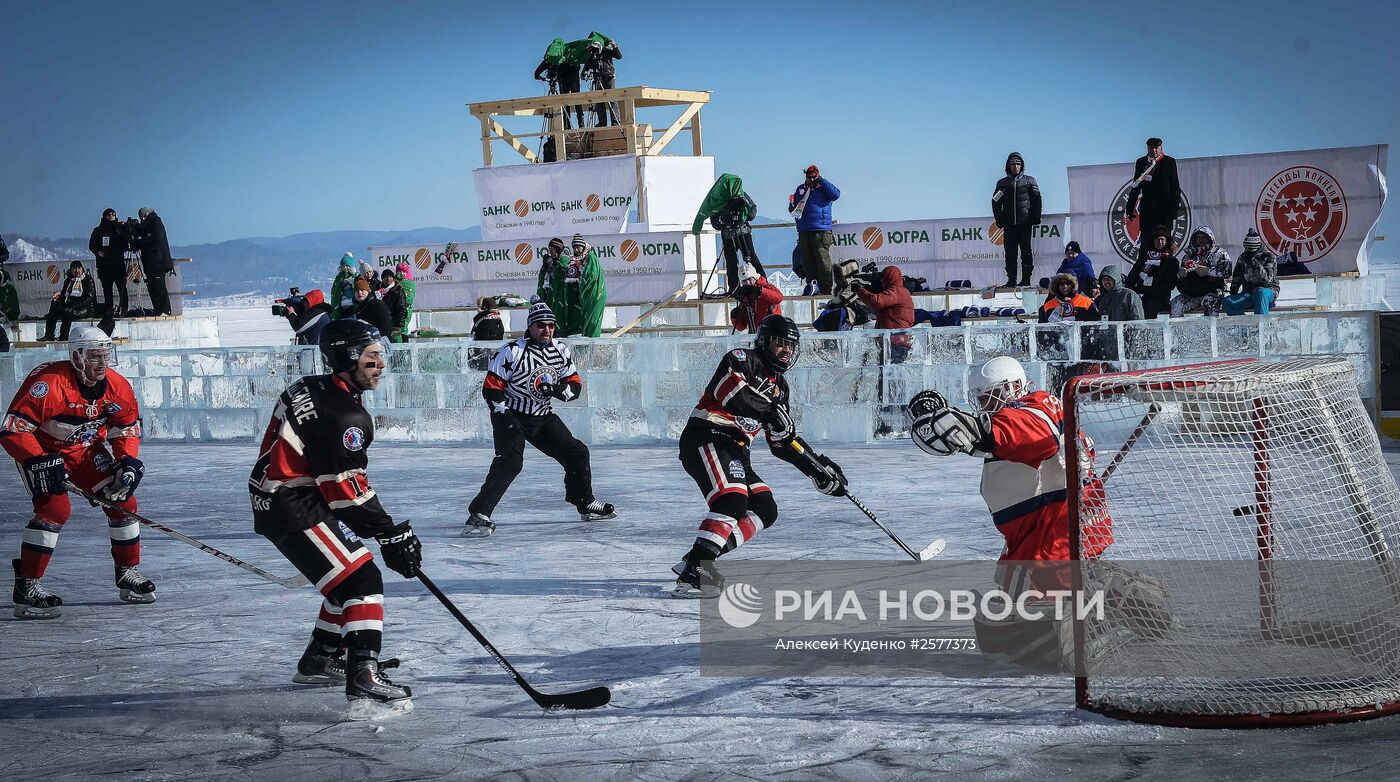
[530,368,557,400]
[732,349,746,361]
[342,427,366,451]
[1255,166,1347,262]
[727,459,746,479]
[29,382,48,399]
[67,420,103,445]
[1107,182,1190,262]
[735,415,761,435]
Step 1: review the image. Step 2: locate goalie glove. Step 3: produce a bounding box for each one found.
[908,390,992,458]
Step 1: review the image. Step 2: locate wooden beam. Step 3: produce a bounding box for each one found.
[489,118,538,164]
[690,109,703,156]
[478,116,492,167]
[647,101,703,156]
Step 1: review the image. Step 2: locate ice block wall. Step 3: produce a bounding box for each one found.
[0,312,1379,445]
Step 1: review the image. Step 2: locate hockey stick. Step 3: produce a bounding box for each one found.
[64,482,310,588]
[417,570,612,711]
[1099,403,1161,485]
[785,440,945,561]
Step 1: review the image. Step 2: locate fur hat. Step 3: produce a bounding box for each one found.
[1051,272,1078,296]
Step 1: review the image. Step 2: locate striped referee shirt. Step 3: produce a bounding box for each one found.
[482,337,582,416]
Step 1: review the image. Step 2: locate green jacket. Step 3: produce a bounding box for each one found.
[397,276,415,338]
[330,267,358,320]
[0,282,18,322]
[692,173,750,234]
[538,246,606,337]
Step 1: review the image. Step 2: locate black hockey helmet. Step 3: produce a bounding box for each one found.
[754,314,801,372]
[320,318,382,374]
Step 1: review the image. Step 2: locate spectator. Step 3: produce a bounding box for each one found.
[0,267,17,352]
[352,279,393,339]
[902,274,930,294]
[40,261,97,341]
[471,297,505,341]
[1125,137,1182,242]
[131,207,174,316]
[1223,228,1280,316]
[540,234,606,337]
[1057,241,1096,292]
[992,152,1042,288]
[1171,226,1232,317]
[1038,273,1101,323]
[812,292,872,332]
[537,237,566,301]
[395,260,416,337]
[1126,225,1180,319]
[790,165,841,294]
[89,208,129,317]
[378,269,409,343]
[852,265,916,363]
[1275,240,1311,276]
[330,254,358,319]
[583,33,622,126]
[693,174,764,295]
[729,265,784,334]
[1096,266,1144,321]
[357,261,381,295]
[0,232,9,265]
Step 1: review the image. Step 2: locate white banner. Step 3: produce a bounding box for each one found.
[473,155,638,241]
[1068,145,1388,275]
[11,258,187,318]
[369,231,688,308]
[827,215,1070,289]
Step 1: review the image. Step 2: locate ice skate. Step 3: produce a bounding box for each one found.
[13,558,62,619]
[293,642,347,684]
[577,500,616,522]
[115,565,156,604]
[346,657,414,720]
[669,557,723,599]
[462,512,495,538]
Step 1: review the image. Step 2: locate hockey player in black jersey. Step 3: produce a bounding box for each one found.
[671,314,848,598]
[248,318,422,718]
[463,302,615,537]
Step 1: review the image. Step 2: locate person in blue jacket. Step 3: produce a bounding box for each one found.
[790,165,841,294]
[1057,241,1096,291]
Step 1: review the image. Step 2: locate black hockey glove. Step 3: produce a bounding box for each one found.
[764,403,796,443]
[908,390,991,457]
[375,521,422,579]
[102,456,144,502]
[23,453,67,497]
[810,453,847,497]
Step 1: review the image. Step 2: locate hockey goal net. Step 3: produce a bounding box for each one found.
[1064,358,1400,727]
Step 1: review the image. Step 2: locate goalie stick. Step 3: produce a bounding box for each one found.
[65,482,309,588]
[785,440,945,561]
[418,570,612,711]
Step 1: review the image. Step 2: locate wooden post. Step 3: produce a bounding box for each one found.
[479,116,493,167]
[690,108,703,156]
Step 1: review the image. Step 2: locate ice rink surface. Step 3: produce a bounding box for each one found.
[5,440,1400,781]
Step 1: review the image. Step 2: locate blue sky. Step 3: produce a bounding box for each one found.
[3,0,1396,251]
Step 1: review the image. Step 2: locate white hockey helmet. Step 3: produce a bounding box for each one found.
[69,325,116,385]
[969,356,1027,414]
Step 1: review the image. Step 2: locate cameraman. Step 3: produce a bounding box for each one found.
[851,265,915,363]
[131,208,174,316]
[275,288,332,346]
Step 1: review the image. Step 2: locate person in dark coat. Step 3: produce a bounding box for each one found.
[41,261,97,341]
[0,233,9,265]
[352,280,393,339]
[1126,224,1181,319]
[89,208,129,317]
[471,297,505,341]
[378,270,409,343]
[992,152,1042,288]
[132,207,174,315]
[1125,138,1182,242]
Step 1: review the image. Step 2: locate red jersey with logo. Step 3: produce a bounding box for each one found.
[1,361,141,465]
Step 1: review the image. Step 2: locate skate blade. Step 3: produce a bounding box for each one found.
[668,581,720,600]
[461,526,494,539]
[119,590,156,604]
[13,604,62,619]
[346,697,414,721]
[292,672,345,685]
[579,512,617,522]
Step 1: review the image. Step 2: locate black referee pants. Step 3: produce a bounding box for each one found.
[469,411,593,517]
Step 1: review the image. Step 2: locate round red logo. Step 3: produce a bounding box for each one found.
[619,239,640,262]
[46,265,60,284]
[1107,182,1191,262]
[414,248,432,271]
[586,194,602,213]
[513,199,530,218]
[1255,166,1347,262]
[861,226,884,251]
[514,243,534,265]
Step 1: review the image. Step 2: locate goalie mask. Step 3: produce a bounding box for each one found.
[68,325,116,386]
[970,356,1027,414]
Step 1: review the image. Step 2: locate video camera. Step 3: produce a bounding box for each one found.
[271,287,302,318]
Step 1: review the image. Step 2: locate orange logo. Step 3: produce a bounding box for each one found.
[861,226,884,251]
[586,194,601,213]
[414,248,432,271]
[619,239,640,263]
[513,199,530,217]
[514,243,534,265]
[988,223,1005,246]
[46,265,60,284]
[127,262,142,283]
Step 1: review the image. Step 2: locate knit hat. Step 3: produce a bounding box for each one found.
[354,279,371,293]
[102,207,117,218]
[527,302,556,326]
[138,207,154,220]
[804,164,820,176]
[358,261,375,276]
[1150,224,1171,239]
[1243,228,1263,251]
[571,233,585,248]
[340,253,355,268]
[68,260,85,271]
[548,237,565,252]
[395,260,413,280]
[1065,241,1081,255]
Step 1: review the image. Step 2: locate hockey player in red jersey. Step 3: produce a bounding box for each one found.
[671,314,848,598]
[2,326,152,618]
[248,319,422,718]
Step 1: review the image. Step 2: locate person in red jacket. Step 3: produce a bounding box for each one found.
[2,326,153,618]
[729,265,784,334]
[851,265,915,362]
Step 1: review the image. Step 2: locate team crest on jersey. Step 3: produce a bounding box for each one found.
[107,403,122,414]
[530,367,557,400]
[735,416,761,434]
[727,459,745,479]
[342,427,366,451]
[67,420,103,445]
[732,349,746,361]
[29,382,48,399]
